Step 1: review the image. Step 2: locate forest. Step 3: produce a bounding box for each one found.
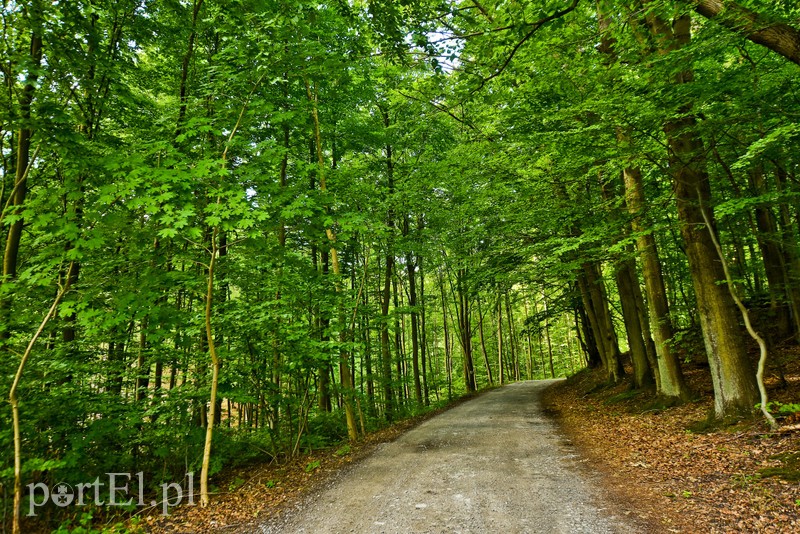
[1,0,799,532]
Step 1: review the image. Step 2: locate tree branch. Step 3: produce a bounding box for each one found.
[688,0,800,66]
[471,0,581,94]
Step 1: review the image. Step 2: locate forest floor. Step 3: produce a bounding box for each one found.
[542,347,800,533]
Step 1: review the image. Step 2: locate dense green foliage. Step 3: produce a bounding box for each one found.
[2,0,799,529]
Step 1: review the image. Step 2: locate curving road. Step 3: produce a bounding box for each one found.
[259,380,638,534]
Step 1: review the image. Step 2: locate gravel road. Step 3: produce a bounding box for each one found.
[258,380,638,534]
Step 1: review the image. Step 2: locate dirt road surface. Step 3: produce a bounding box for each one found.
[258,380,639,533]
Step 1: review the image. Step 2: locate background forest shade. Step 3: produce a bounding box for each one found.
[1,0,799,525]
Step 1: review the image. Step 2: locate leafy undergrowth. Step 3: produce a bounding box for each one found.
[542,350,800,534]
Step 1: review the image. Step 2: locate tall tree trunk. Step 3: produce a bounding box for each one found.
[1,30,42,341]
[10,271,71,534]
[363,248,376,415]
[623,166,691,401]
[404,219,422,405]
[573,282,597,368]
[774,167,800,342]
[749,167,792,338]
[270,75,290,434]
[318,250,332,413]
[379,106,396,420]
[598,170,654,389]
[393,276,406,404]
[306,79,358,441]
[582,262,624,382]
[175,0,204,139]
[457,268,476,392]
[505,292,520,381]
[200,228,220,507]
[496,293,504,385]
[133,323,148,400]
[615,255,654,389]
[523,296,535,378]
[418,250,430,405]
[477,296,494,386]
[648,10,758,417]
[438,268,453,399]
[380,253,394,420]
[542,290,556,379]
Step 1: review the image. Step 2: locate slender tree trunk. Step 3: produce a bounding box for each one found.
[564,315,575,375]
[10,270,71,534]
[200,229,220,507]
[601,1,686,397]
[270,79,290,433]
[597,170,653,388]
[318,250,332,413]
[134,323,148,400]
[175,0,204,138]
[774,168,800,341]
[306,79,358,440]
[542,290,556,379]
[505,292,520,381]
[496,292,504,385]
[582,262,624,381]
[405,237,422,404]
[523,297,534,378]
[615,255,654,389]
[749,167,792,338]
[380,106,395,420]
[438,267,453,399]
[575,301,596,368]
[457,268,476,392]
[363,249,376,415]
[393,276,406,404]
[1,30,42,342]
[623,166,691,401]
[380,253,394,420]
[419,252,430,405]
[477,297,494,386]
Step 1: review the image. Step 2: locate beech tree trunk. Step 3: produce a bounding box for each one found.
[582,262,624,382]
[614,255,654,389]
[623,166,692,401]
[457,268,477,392]
[505,292,520,381]
[648,11,758,417]
[307,78,358,440]
[496,293,504,385]
[477,297,494,386]
[1,31,42,343]
[418,251,430,405]
[380,255,394,420]
[672,145,759,416]
[380,106,396,420]
[774,168,800,342]
[404,214,423,405]
[749,167,792,338]
[577,273,607,371]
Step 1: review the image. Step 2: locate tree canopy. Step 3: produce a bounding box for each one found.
[2,0,799,531]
